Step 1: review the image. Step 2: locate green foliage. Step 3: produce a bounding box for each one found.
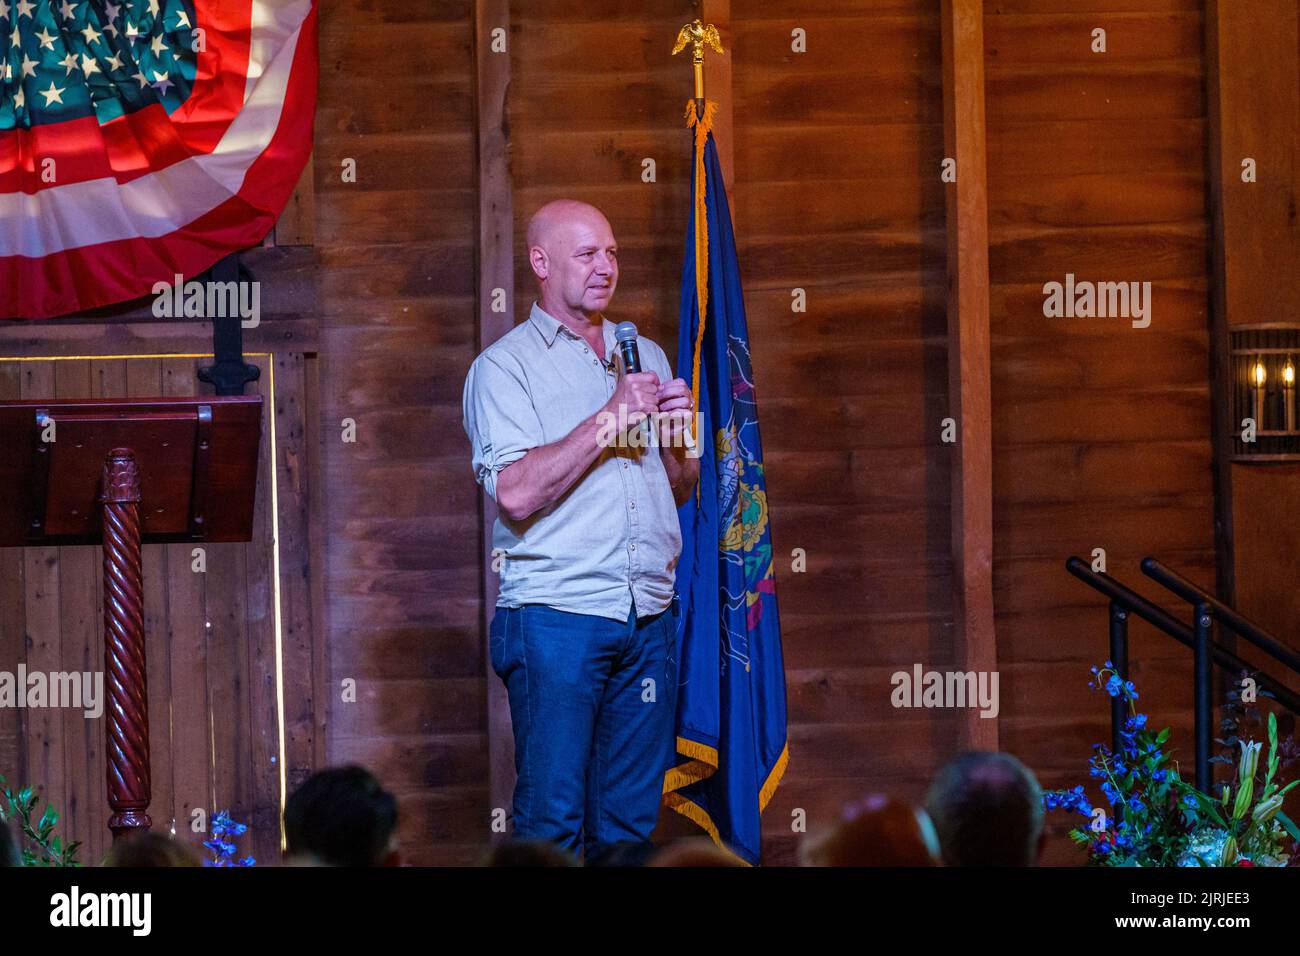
[0,774,81,867]
[1175,712,1299,866]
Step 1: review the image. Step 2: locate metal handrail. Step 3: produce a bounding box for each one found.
[1065,559,1300,711]
[1141,558,1300,673]
[1066,557,1300,793]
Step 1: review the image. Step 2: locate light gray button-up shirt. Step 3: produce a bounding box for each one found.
[463,302,682,621]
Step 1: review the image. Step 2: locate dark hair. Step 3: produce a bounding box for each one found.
[925,751,1044,866]
[104,832,200,868]
[584,840,658,867]
[284,766,398,867]
[478,839,576,867]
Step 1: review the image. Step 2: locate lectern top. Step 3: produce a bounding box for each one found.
[0,395,262,546]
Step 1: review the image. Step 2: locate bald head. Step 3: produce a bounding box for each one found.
[925,752,1045,867]
[526,200,619,320]
[526,200,609,249]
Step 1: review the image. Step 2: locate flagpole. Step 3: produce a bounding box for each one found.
[672,20,723,454]
[672,19,723,118]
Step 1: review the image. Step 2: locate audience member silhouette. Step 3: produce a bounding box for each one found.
[478,838,576,867]
[284,765,401,866]
[801,793,940,866]
[925,751,1045,866]
[104,831,201,867]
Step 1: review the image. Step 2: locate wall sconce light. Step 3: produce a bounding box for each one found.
[1232,326,1300,462]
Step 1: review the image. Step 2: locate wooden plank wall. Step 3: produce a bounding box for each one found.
[487,0,974,862]
[0,352,316,866]
[0,0,1264,870]
[504,0,959,860]
[314,1,486,865]
[506,0,699,843]
[983,0,1215,863]
[509,1,698,353]
[728,1,959,862]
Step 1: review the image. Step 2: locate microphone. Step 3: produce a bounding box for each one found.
[614,322,642,374]
[613,321,652,446]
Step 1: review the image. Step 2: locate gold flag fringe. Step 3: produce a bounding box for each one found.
[685,99,716,452]
[662,99,789,865]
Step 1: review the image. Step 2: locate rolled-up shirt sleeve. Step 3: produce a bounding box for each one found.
[463,353,542,502]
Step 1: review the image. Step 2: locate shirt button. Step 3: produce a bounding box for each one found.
[630,543,637,552]
[622,462,629,469]
[629,501,636,510]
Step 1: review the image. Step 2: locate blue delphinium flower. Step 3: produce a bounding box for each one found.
[1045,664,1192,866]
[203,811,256,867]
[1042,787,1094,818]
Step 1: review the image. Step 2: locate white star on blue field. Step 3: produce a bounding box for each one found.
[1,0,198,129]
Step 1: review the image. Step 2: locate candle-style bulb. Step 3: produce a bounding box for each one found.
[1253,361,1267,387]
[1284,359,1295,387]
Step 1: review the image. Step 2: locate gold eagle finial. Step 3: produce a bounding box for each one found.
[672,19,723,59]
[672,20,723,102]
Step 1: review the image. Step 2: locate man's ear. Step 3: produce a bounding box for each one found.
[529,246,548,281]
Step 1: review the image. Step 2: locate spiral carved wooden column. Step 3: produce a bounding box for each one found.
[100,448,152,840]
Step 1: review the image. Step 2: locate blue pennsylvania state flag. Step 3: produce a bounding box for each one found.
[663,101,789,865]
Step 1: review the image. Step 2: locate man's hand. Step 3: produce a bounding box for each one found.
[655,377,695,450]
[656,377,700,504]
[604,370,660,431]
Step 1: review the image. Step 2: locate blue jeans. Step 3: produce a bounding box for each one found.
[489,599,680,859]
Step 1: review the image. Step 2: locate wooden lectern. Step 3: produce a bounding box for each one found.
[0,396,262,841]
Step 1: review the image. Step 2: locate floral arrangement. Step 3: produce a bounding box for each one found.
[203,811,255,867]
[1042,662,1300,867]
[1177,710,1299,866]
[0,774,80,867]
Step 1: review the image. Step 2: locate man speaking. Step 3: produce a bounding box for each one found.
[462,199,700,859]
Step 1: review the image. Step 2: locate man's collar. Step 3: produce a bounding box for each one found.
[529,302,566,347]
[530,302,615,358]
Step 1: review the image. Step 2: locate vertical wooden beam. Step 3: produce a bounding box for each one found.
[941,0,997,751]
[473,0,515,834]
[1205,0,1300,634]
[21,362,66,849]
[0,365,24,792]
[1203,0,1236,611]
